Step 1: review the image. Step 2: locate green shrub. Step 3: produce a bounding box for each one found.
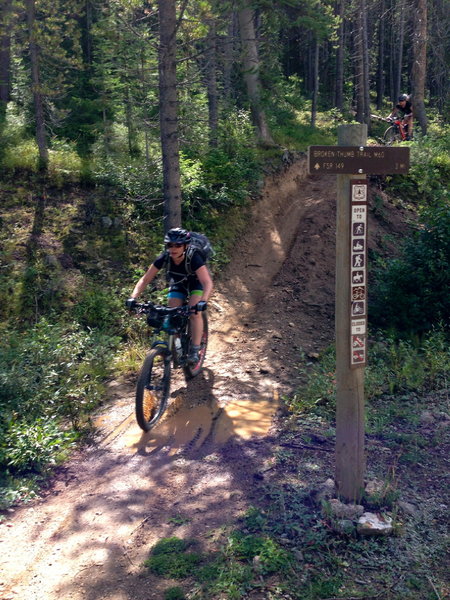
[288,328,450,419]
[370,194,450,334]
[1,417,77,474]
[0,319,117,428]
[164,588,185,600]
[73,285,124,333]
[227,532,292,575]
[152,537,193,556]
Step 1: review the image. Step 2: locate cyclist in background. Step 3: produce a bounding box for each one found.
[389,94,413,140]
[126,228,213,364]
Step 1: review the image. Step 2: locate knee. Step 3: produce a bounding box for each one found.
[190,312,201,323]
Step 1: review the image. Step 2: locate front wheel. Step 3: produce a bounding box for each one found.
[383,126,401,145]
[184,311,208,379]
[135,347,171,431]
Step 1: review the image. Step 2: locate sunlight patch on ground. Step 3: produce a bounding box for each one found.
[113,390,279,455]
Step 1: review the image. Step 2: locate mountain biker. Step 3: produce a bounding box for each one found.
[389,94,413,140]
[126,228,213,364]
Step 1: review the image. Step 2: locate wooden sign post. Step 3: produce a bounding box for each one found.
[308,125,410,502]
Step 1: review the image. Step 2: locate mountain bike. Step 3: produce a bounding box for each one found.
[130,301,208,432]
[383,116,409,144]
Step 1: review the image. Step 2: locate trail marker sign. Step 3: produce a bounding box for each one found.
[308,145,410,174]
[308,127,410,502]
[350,180,368,367]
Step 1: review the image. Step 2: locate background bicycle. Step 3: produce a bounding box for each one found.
[129,301,208,431]
[382,115,409,144]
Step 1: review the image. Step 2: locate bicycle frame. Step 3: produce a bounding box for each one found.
[389,117,408,140]
[135,301,205,370]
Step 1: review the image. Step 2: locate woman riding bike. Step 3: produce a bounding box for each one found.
[388,94,413,140]
[127,228,213,365]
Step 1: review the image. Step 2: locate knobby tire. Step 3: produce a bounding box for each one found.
[184,311,208,379]
[383,126,401,145]
[135,347,171,431]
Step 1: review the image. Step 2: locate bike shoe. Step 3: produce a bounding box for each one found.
[187,345,201,365]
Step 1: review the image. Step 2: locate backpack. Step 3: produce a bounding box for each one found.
[185,232,214,275]
[163,231,214,280]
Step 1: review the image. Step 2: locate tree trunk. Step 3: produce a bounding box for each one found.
[335,0,345,110]
[222,12,237,102]
[311,39,319,127]
[158,0,181,232]
[0,0,12,120]
[428,0,447,112]
[387,2,395,101]
[376,0,386,110]
[206,18,218,147]
[395,0,405,101]
[125,85,139,156]
[411,0,427,134]
[354,9,365,123]
[25,0,48,171]
[361,0,371,127]
[237,3,274,146]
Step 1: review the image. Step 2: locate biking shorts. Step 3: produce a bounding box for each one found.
[168,283,203,301]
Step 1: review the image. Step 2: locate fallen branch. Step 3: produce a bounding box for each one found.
[426,574,443,600]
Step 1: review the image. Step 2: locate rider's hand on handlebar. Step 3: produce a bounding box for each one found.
[125,298,137,309]
[195,301,207,313]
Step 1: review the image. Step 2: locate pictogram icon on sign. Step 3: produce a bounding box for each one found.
[352,185,367,201]
[352,301,365,316]
[352,349,365,363]
[353,254,364,268]
[353,223,365,236]
[352,286,365,301]
[352,335,365,348]
[352,239,364,252]
[352,270,364,284]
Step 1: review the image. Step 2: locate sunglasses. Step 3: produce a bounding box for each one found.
[166,243,184,248]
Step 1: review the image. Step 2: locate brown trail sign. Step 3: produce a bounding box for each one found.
[308,145,410,174]
[308,125,410,501]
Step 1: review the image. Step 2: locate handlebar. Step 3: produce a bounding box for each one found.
[127,300,207,315]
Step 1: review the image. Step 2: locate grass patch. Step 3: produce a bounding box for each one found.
[287,328,450,420]
[144,537,203,579]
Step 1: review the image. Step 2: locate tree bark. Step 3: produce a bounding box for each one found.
[158,0,181,232]
[0,0,12,119]
[361,0,371,127]
[311,39,319,127]
[237,3,274,146]
[376,0,386,110]
[25,0,48,171]
[335,0,345,110]
[354,8,365,123]
[411,0,428,134]
[395,0,405,102]
[206,18,219,147]
[223,12,238,103]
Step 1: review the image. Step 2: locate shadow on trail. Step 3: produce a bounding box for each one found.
[53,365,273,600]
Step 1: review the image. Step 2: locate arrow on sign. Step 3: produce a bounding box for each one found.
[314,163,321,170]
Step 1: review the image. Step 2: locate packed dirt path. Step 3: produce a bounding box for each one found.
[0,158,407,599]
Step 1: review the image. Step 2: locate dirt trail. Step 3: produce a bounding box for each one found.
[0,158,408,600]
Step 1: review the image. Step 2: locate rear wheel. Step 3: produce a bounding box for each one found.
[184,312,208,379]
[383,126,401,145]
[135,347,171,431]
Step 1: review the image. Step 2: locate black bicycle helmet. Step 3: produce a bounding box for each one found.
[398,94,408,102]
[164,227,191,245]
